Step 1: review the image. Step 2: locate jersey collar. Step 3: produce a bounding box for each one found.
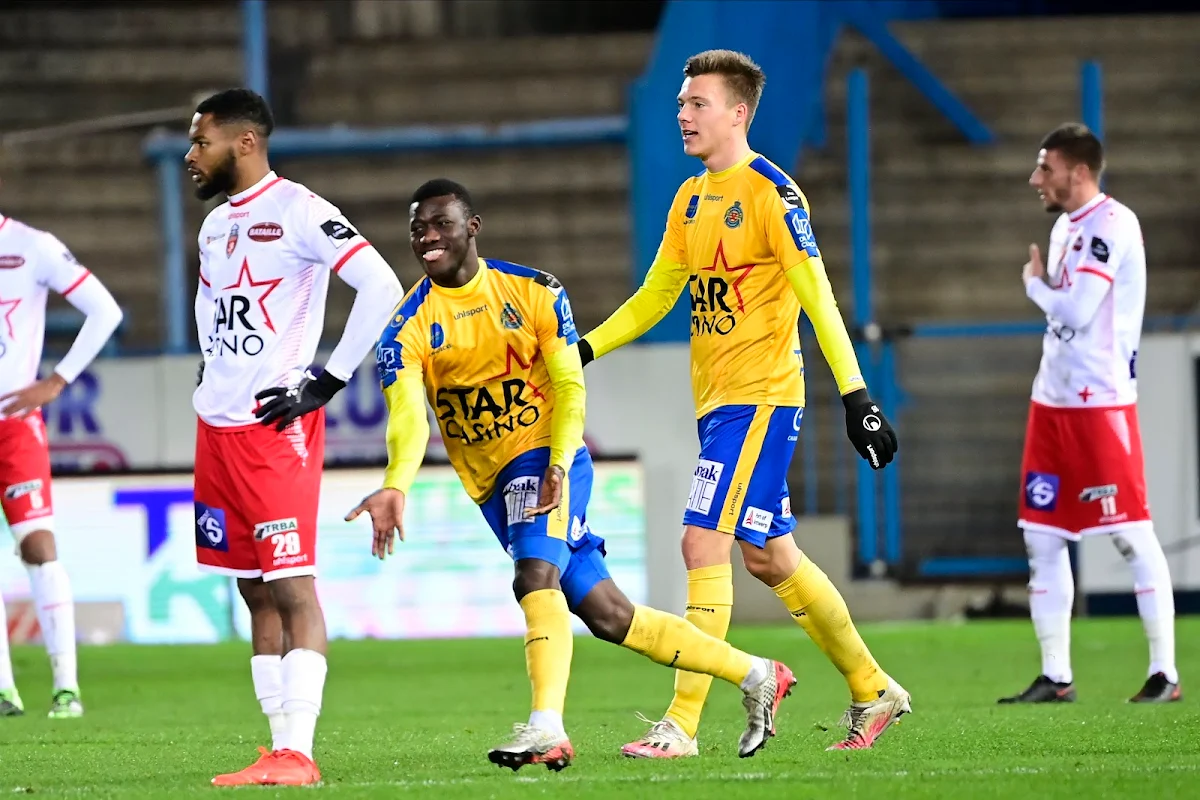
[430,257,488,297]
[228,170,283,207]
[1068,192,1108,223]
[705,151,758,184]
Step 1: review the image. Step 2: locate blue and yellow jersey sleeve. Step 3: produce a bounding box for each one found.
[375,280,434,494]
[528,272,586,473]
[756,170,866,397]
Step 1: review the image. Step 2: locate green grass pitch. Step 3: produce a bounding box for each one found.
[1,617,1198,798]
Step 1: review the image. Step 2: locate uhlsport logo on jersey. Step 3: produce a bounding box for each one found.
[1024,471,1060,512]
[194,502,229,551]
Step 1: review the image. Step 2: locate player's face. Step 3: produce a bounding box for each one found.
[409,195,481,280]
[677,74,745,160]
[1029,148,1076,214]
[185,113,240,201]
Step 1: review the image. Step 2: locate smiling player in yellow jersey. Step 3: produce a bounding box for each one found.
[577,51,911,754]
[347,179,798,772]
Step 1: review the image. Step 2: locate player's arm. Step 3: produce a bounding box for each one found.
[256,204,404,430]
[579,183,693,365]
[0,235,123,416]
[195,240,216,384]
[1024,233,1120,329]
[764,184,897,469]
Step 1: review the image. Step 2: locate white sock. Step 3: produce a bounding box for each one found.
[0,598,14,691]
[280,649,327,760]
[1112,527,1178,684]
[528,709,565,736]
[26,562,78,691]
[251,654,287,750]
[1024,530,1074,684]
[739,656,770,692]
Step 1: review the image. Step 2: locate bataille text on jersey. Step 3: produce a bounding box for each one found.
[435,378,542,445]
[689,274,737,336]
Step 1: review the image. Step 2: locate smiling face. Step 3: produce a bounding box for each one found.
[185,112,242,201]
[677,73,747,162]
[409,194,481,283]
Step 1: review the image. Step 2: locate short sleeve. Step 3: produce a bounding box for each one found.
[531,272,579,357]
[761,179,822,271]
[294,194,370,273]
[34,232,89,294]
[376,301,428,389]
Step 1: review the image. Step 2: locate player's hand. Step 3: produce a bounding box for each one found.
[842,389,897,470]
[254,368,346,431]
[525,465,565,517]
[1022,243,1045,286]
[0,373,67,418]
[577,339,595,368]
[345,488,407,559]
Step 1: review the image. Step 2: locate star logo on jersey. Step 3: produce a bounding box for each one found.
[0,294,20,341]
[701,239,755,312]
[222,258,283,333]
[485,344,547,401]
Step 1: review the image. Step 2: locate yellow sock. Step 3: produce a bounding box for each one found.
[658,564,734,737]
[621,603,752,698]
[519,589,574,716]
[773,555,887,703]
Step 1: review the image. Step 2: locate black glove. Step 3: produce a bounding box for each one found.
[578,338,594,367]
[842,388,897,470]
[197,360,205,387]
[254,368,346,432]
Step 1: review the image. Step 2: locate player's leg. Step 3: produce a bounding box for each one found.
[238,578,287,749]
[999,529,1076,703]
[1112,526,1179,701]
[0,412,78,718]
[571,561,794,759]
[0,587,20,716]
[481,451,581,772]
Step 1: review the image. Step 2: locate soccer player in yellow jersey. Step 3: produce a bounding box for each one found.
[577,50,911,755]
[346,179,797,772]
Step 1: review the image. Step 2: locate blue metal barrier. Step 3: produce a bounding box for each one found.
[242,0,269,102]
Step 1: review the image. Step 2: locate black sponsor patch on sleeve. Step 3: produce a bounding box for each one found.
[776,184,802,210]
[534,270,562,290]
[320,218,359,242]
[1090,236,1110,263]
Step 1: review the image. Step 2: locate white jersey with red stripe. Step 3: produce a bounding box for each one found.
[193,171,377,428]
[0,215,92,402]
[1030,193,1146,408]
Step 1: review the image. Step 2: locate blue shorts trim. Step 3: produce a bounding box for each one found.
[479,446,610,608]
[681,405,801,548]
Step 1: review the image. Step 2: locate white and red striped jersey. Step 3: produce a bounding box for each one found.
[1028,193,1146,408]
[0,215,93,400]
[194,171,401,427]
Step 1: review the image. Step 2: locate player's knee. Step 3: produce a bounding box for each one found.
[512,559,561,601]
[576,583,634,644]
[680,525,733,570]
[266,575,319,617]
[238,577,276,615]
[17,529,56,565]
[740,536,801,587]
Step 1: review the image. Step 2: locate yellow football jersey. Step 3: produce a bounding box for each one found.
[375,258,580,502]
[586,151,865,418]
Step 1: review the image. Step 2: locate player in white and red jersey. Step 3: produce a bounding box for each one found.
[185,89,404,786]
[1000,123,1179,705]
[0,204,123,718]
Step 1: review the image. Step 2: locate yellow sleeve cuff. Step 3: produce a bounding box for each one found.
[544,345,586,472]
[382,374,430,493]
[784,258,868,396]
[583,251,689,360]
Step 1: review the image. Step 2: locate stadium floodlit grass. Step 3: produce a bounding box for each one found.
[1,618,1198,798]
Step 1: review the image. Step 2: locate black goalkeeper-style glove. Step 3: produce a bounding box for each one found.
[254,368,346,432]
[842,388,898,470]
[578,338,595,367]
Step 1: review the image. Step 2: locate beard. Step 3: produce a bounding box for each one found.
[194,149,237,201]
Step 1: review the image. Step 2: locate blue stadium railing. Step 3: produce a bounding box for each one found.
[143,0,1174,580]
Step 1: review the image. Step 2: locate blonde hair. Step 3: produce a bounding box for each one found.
[683,49,766,126]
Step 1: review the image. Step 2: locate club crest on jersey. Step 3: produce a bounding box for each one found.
[724,201,744,229]
[500,302,523,330]
[226,224,240,258]
[0,255,24,269]
[248,222,284,243]
[1072,235,1083,251]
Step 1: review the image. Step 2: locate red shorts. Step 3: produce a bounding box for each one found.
[1018,401,1151,539]
[0,411,54,536]
[193,410,325,581]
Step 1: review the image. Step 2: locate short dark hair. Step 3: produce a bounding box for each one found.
[411,178,475,216]
[195,88,275,137]
[1040,122,1104,176]
[683,50,766,126]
